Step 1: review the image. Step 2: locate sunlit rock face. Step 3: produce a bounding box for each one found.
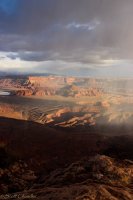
[0,76,104,98]
[1,76,133,128]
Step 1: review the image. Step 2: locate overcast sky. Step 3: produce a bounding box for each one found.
[0,0,133,77]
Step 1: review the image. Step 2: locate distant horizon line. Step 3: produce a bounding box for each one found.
[1,71,133,79]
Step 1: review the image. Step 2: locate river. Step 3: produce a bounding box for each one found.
[0,91,11,96]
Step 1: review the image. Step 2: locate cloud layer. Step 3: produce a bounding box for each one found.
[0,0,133,76]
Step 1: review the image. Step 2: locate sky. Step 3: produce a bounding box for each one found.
[0,0,133,77]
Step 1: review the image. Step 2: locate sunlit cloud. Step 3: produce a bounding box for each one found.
[65,20,100,31]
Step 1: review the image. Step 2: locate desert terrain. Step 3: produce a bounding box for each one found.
[0,75,133,200]
[0,75,133,128]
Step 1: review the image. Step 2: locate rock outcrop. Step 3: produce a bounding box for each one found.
[0,76,103,97]
[1,155,132,200]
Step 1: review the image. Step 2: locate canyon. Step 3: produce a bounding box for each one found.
[0,75,133,199]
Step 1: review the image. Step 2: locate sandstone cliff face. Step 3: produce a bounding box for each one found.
[15,90,33,96]
[58,84,102,97]
[0,78,28,89]
[28,76,103,97]
[0,76,104,97]
[26,105,101,127]
[34,88,56,96]
[28,76,66,88]
[2,76,133,99]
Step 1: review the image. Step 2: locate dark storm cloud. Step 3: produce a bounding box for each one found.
[7,51,56,61]
[1,0,133,75]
